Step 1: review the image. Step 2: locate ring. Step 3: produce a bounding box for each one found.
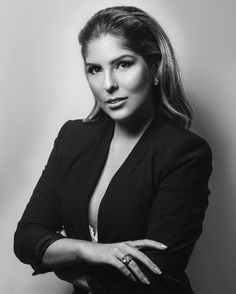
[120,254,133,265]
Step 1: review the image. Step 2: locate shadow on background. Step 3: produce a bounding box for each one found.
[188,93,236,293]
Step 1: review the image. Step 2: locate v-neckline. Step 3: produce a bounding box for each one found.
[87,111,159,242]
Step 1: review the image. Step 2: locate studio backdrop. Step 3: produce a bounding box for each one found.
[0,0,236,293]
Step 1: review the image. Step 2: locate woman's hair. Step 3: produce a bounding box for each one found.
[78,6,193,129]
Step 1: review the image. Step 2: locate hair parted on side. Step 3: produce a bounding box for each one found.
[78,6,193,129]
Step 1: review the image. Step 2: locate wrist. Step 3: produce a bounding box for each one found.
[75,239,91,264]
[42,238,89,269]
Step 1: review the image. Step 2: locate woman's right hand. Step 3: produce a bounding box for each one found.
[77,239,167,285]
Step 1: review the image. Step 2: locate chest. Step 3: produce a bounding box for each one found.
[60,148,157,242]
[88,139,143,231]
[59,123,161,242]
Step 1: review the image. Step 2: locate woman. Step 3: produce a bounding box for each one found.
[14,6,213,294]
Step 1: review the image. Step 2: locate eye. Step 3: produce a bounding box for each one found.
[116,61,133,70]
[87,66,102,75]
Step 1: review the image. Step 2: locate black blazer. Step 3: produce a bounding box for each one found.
[14,111,213,294]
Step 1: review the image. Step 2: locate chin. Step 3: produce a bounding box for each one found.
[105,108,135,122]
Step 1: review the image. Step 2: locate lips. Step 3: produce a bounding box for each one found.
[106,97,128,104]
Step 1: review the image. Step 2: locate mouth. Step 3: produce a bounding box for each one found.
[106,97,128,104]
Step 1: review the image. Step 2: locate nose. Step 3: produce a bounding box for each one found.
[103,70,118,94]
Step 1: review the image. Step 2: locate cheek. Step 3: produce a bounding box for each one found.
[121,66,150,93]
[87,78,102,98]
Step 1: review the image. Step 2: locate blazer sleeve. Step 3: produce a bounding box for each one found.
[95,134,213,294]
[13,121,71,274]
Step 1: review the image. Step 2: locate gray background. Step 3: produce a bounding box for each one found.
[1,0,235,293]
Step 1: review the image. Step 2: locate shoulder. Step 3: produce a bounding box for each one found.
[155,120,212,157]
[54,117,111,154]
[149,120,213,190]
[59,117,109,134]
[57,117,110,140]
[152,119,213,179]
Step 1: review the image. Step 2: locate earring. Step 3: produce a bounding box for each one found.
[153,77,159,86]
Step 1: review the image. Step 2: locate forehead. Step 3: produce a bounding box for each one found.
[85,34,137,63]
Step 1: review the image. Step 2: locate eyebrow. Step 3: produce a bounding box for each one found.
[85,54,134,67]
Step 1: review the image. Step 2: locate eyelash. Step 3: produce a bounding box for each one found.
[87,61,133,75]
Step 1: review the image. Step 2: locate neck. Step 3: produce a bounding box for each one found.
[113,108,156,140]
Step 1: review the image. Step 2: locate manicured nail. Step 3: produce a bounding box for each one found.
[160,243,167,248]
[154,267,162,274]
[143,277,150,284]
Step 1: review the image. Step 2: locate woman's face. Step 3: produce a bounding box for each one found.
[84,34,155,123]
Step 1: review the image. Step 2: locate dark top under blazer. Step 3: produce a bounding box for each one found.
[14,111,213,294]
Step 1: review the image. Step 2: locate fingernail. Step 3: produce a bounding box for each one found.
[143,277,150,284]
[160,244,167,248]
[154,267,162,274]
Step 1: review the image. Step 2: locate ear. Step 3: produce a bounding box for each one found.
[150,54,161,79]
[151,68,160,86]
[153,77,159,86]
[154,54,161,75]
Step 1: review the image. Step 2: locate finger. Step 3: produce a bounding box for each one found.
[126,239,167,249]
[125,258,151,285]
[124,245,162,275]
[125,239,167,250]
[114,249,150,285]
[108,256,137,283]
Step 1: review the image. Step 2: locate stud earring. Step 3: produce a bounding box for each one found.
[153,77,159,86]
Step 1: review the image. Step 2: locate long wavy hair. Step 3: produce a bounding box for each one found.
[78,6,193,129]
